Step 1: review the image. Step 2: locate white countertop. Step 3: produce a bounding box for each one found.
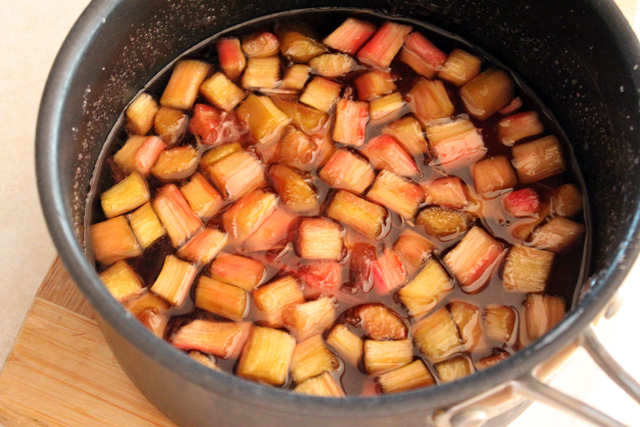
[1,1,639,425]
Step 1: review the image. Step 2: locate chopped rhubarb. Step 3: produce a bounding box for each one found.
[242,31,280,58]
[364,338,413,375]
[269,165,319,215]
[426,119,487,171]
[309,53,357,77]
[133,136,166,176]
[372,248,408,294]
[294,372,345,397]
[180,172,224,220]
[347,303,408,340]
[435,356,474,383]
[319,149,375,194]
[326,324,363,366]
[323,18,376,55]
[200,72,245,111]
[437,49,482,87]
[484,305,517,345]
[124,291,169,337]
[290,335,339,383]
[127,202,166,249]
[476,350,510,370]
[296,217,343,260]
[195,276,249,321]
[512,136,566,184]
[529,217,586,253]
[177,228,228,265]
[407,78,454,125]
[274,125,318,171]
[369,92,405,122]
[498,111,544,146]
[460,68,514,120]
[393,230,435,273]
[512,203,551,241]
[327,190,387,240]
[297,261,342,292]
[242,57,281,89]
[366,170,424,219]
[126,93,159,135]
[237,326,296,386]
[204,149,265,200]
[551,183,583,217]
[362,134,419,177]
[398,258,452,318]
[449,301,487,352]
[354,70,397,101]
[253,275,305,327]
[422,176,469,209]
[524,294,565,342]
[151,145,199,182]
[283,296,336,341]
[150,254,198,306]
[349,242,378,292]
[244,207,297,252]
[416,206,470,240]
[152,184,202,247]
[222,188,278,243]
[282,64,311,90]
[271,97,330,134]
[172,320,251,359]
[299,77,342,113]
[399,32,447,78]
[216,37,246,80]
[160,59,211,110]
[499,96,523,115]
[100,171,150,219]
[210,254,266,291]
[278,25,327,63]
[90,216,142,265]
[189,351,218,370]
[189,103,246,147]
[113,136,148,174]
[472,155,518,195]
[333,98,369,147]
[503,245,554,293]
[357,21,413,70]
[237,94,292,144]
[377,359,435,393]
[413,307,462,362]
[382,115,429,156]
[99,260,144,302]
[503,188,541,218]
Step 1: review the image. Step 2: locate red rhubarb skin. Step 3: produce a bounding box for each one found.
[364,134,419,177]
[357,22,413,70]
[297,261,342,292]
[134,136,166,175]
[216,38,246,80]
[324,18,377,55]
[189,104,246,147]
[400,32,448,78]
[372,249,408,294]
[504,188,541,218]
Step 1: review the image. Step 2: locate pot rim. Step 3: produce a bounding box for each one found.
[36,0,640,416]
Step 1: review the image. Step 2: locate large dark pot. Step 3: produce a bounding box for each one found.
[37,0,640,426]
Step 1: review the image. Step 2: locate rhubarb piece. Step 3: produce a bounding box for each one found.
[399,32,447,78]
[426,119,487,171]
[382,115,429,156]
[449,301,486,352]
[216,37,246,80]
[393,230,435,273]
[195,276,249,321]
[150,255,198,306]
[188,351,218,370]
[309,53,356,78]
[443,227,504,292]
[357,22,412,70]
[274,125,318,170]
[296,217,343,260]
[472,155,518,195]
[503,188,541,218]
[189,104,246,147]
[369,92,405,122]
[416,206,470,239]
[237,94,291,144]
[204,149,265,200]
[438,49,482,87]
[326,324,363,366]
[284,296,336,341]
[333,98,369,147]
[90,216,142,265]
[349,242,378,292]
[460,68,515,120]
[160,60,211,110]
[476,350,510,370]
[294,372,345,397]
[126,93,159,135]
[364,339,413,375]
[377,360,435,393]
[271,97,330,134]
[530,217,586,253]
[354,70,397,102]
[242,31,279,57]
[299,77,342,113]
[124,291,169,337]
[499,96,523,115]
[210,254,266,291]
[113,136,148,173]
[512,203,551,241]
[242,57,281,89]
[498,111,544,146]
[512,136,566,184]
[222,188,278,243]
[372,248,407,294]
[151,145,199,182]
[413,307,462,362]
[279,26,327,63]
[152,184,202,247]
[99,260,144,302]
[326,190,387,240]
[237,326,296,386]
[367,170,424,219]
[551,184,583,217]
[297,261,341,292]
[269,165,319,215]
[319,149,375,194]
[290,335,339,383]
[524,294,566,342]
[347,303,408,340]
[407,78,454,125]
[177,228,228,265]
[323,18,376,54]
[244,207,297,252]
[282,64,311,90]
[435,356,474,383]
[172,320,251,359]
[422,176,469,209]
[133,136,166,176]
[180,172,224,220]
[503,245,554,293]
[398,258,452,318]
[253,275,305,327]
[100,171,150,219]
[200,72,245,111]
[127,202,166,249]
[484,305,517,345]
[363,134,419,177]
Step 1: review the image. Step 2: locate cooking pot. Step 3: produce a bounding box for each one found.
[36,0,640,426]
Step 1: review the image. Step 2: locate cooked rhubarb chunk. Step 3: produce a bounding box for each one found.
[269,165,319,215]
[216,37,246,80]
[282,64,311,90]
[150,255,197,306]
[204,149,265,200]
[377,359,435,393]
[449,301,487,352]
[503,245,554,293]
[113,136,148,174]
[413,307,462,362]
[189,104,246,147]
[128,202,166,249]
[172,320,251,359]
[242,57,281,89]
[524,294,565,342]
[177,228,228,265]
[435,356,474,383]
[529,217,585,253]
[399,32,447,78]
[101,171,150,218]
[372,248,408,294]
[195,276,249,321]
[364,339,413,375]
[242,31,280,58]
[354,70,397,101]
[503,188,541,218]
[152,184,202,247]
[357,21,413,70]
[133,136,166,176]
[407,79,454,125]
[201,143,241,171]
[125,291,169,337]
[347,303,408,340]
[99,260,144,302]
[283,296,336,341]
[222,189,278,243]
[210,254,266,291]
[244,207,297,252]
[393,230,435,273]
[90,216,142,265]
[512,203,551,241]
[180,173,224,220]
[498,111,544,146]
[126,93,159,135]
[323,18,376,54]
[160,60,211,110]
[271,97,330,134]
[290,335,339,383]
[349,242,378,292]
[296,217,343,260]
[422,176,469,209]
[426,119,487,171]
[238,326,296,386]
[551,184,583,217]
[237,94,292,144]
[383,115,429,156]
[362,135,419,177]
[333,98,369,147]
[367,170,423,219]
[499,96,523,115]
[398,258,452,318]
[294,372,345,397]
[189,351,218,370]
[443,227,504,292]
[319,149,375,194]
[327,324,363,366]
[309,53,356,77]
[200,72,245,111]
[300,77,342,113]
[253,275,305,327]
[151,145,199,182]
[369,92,405,122]
[512,136,566,184]
[484,305,517,345]
[437,49,482,86]
[472,156,518,195]
[460,68,514,120]
[416,206,470,240]
[278,25,327,63]
[476,350,510,370]
[274,125,318,170]
[327,190,387,240]
[297,261,341,292]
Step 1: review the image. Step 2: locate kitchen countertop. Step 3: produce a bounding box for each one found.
[1,1,639,426]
